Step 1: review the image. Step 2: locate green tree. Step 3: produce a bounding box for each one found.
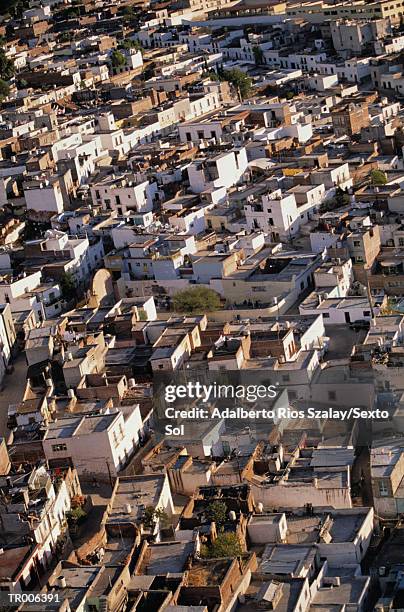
[60,272,77,301]
[370,169,387,186]
[59,32,71,43]
[221,68,252,100]
[61,6,80,18]
[120,38,143,53]
[0,79,9,101]
[111,50,126,67]
[67,506,87,524]
[253,45,263,66]
[0,2,10,15]
[173,287,222,313]
[123,5,136,20]
[201,532,242,559]
[206,500,227,527]
[0,49,15,82]
[143,505,169,528]
[1,0,29,17]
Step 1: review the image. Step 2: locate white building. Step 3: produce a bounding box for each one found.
[90,175,158,214]
[311,163,351,190]
[244,188,319,240]
[0,466,76,592]
[95,113,128,156]
[0,303,16,382]
[0,271,43,315]
[43,407,144,478]
[188,148,248,194]
[299,295,375,324]
[110,49,143,74]
[24,178,64,214]
[57,136,105,185]
[314,258,353,297]
[40,229,103,285]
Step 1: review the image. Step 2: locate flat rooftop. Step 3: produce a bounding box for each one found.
[108,475,166,523]
[310,577,369,607]
[259,544,316,576]
[44,413,118,440]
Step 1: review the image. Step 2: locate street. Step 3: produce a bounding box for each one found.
[325,324,367,360]
[0,353,28,440]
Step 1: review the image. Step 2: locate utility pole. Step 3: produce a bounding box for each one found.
[365,269,375,322]
[106,460,113,489]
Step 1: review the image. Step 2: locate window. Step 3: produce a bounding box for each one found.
[328,390,337,401]
[378,480,389,496]
[353,240,361,247]
[52,443,67,452]
[282,374,290,382]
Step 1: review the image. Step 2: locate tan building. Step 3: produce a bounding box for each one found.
[0,438,10,475]
[288,0,404,24]
[371,438,404,517]
[332,102,370,137]
[346,226,381,282]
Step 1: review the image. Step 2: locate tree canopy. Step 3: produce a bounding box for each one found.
[1,0,29,17]
[201,532,243,559]
[319,187,350,213]
[60,272,77,301]
[206,500,227,527]
[142,506,169,528]
[173,287,222,313]
[253,46,264,66]
[111,50,126,68]
[370,169,387,186]
[0,49,15,82]
[0,79,10,101]
[119,39,143,53]
[220,68,253,100]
